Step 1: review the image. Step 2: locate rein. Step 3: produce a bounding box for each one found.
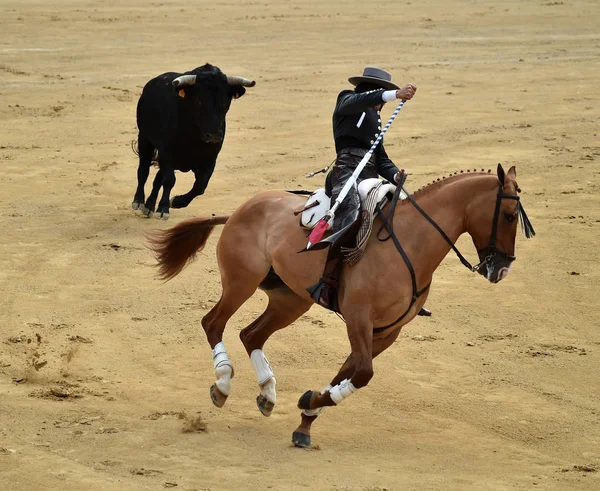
[373,173,534,333]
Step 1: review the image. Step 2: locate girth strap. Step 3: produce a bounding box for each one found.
[373,175,431,333]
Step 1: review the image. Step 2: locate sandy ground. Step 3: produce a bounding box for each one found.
[1,0,599,489]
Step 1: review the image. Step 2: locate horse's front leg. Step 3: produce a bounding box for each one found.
[300,311,374,408]
[293,326,402,448]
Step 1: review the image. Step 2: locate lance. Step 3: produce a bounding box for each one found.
[306,99,408,249]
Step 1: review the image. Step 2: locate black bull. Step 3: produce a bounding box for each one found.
[132,64,255,220]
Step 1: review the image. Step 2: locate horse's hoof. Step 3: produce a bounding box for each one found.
[256,394,274,417]
[297,390,315,410]
[210,384,228,408]
[155,212,169,221]
[292,431,311,448]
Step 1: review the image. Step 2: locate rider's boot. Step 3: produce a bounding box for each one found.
[307,255,342,311]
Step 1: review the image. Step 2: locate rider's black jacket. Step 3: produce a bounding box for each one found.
[332,89,400,183]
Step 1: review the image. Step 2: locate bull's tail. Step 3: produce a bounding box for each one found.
[131,139,160,167]
[146,216,229,281]
[131,139,139,156]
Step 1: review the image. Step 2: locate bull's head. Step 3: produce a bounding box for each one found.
[171,64,255,144]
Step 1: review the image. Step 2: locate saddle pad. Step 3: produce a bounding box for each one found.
[342,179,406,265]
[300,188,332,230]
[300,180,404,232]
[358,178,406,203]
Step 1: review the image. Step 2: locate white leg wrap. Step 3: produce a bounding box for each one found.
[302,384,332,417]
[212,342,233,396]
[250,349,274,386]
[329,379,357,405]
[260,377,277,404]
[212,342,231,370]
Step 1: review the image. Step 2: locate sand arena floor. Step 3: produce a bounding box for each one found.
[1,0,599,489]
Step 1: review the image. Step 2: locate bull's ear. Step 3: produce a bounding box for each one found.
[497,163,505,185]
[176,88,186,99]
[230,86,246,100]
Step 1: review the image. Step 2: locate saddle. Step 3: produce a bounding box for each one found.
[297,178,406,263]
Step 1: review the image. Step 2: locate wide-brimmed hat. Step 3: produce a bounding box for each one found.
[348,66,400,91]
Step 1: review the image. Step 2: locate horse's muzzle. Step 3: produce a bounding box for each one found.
[478,260,513,283]
[494,266,511,283]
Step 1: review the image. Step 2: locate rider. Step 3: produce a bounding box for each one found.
[307,66,431,316]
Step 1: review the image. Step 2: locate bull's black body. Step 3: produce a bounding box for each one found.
[132,64,253,219]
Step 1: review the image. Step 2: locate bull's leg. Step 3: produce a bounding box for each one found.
[171,163,215,209]
[140,168,164,218]
[293,320,401,448]
[132,136,154,211]
[155,163,176,220]
[239,288,312,416]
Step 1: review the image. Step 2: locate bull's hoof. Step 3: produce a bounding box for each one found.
[256,394,275,417]
[155,212,170,221]
[140,205,153,218]
[210,384,228,408]
[170,196,190,209]
[132,200,144,211]
[292,431,311,448]
[297,390,315,411]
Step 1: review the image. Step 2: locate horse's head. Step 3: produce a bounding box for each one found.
[467,164,530,284]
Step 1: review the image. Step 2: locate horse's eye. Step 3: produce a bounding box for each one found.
[504,212,516,223]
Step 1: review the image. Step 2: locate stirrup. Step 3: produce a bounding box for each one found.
[307,280,339,312]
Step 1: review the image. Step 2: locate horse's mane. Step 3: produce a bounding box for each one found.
[404,168,535,238]
[409,169,494,199]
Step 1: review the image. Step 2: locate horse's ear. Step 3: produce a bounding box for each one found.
[497,163,506,185]
[507,165,517,180]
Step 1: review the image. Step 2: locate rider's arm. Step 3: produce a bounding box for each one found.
[336,84,417,115]
[377,144,401,183]
[335,89,386,115]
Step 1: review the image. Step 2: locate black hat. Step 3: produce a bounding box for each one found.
[348,66,400,91]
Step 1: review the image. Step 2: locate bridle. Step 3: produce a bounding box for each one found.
[402,178,534,274]
[468,183,519,273]
[373,172,535,333]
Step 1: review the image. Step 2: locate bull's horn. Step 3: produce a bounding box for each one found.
[172,75,197,87]
[226,76,256,87]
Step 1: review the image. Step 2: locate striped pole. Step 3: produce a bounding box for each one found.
[306,99,407,249]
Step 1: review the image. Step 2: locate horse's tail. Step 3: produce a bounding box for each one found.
[146,216,229,281]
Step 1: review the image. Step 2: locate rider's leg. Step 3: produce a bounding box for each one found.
[307,187,360,311]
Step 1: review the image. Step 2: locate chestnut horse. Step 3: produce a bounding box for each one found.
[148,164,533,448]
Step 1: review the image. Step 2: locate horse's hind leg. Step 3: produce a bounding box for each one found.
[202,279,263,408]
[239,287,312,417]
[202,220,272,407]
